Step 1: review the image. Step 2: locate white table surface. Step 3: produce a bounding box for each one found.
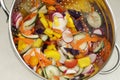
[0,0,120,80]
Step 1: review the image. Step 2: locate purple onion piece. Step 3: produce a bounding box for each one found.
[36,28,44,34]
[11,11,22,27]
[64,48,79,56]
[74,20,84,31]
[68,9,82,19]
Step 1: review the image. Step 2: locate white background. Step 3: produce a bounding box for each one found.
[0,0,120,80]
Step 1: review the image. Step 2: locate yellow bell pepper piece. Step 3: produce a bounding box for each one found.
[44,28,53,37]
[65,12,75,28]
[18,40,27,51]
[53,32,62,38]
[53,16,60,27]
[47,44,57,50]
[44,50,61,61]
[39,13,48,28]
[47,19,53,28]
[50,36,57,41]
[32,39,43,48]
[78,56,91,68]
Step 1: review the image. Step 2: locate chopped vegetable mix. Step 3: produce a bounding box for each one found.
[11,0,112,80]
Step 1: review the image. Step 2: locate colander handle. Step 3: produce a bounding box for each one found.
[0,0,10,22]
[99,44,120,75]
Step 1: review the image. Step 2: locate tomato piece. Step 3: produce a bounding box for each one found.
[64,59,78,68]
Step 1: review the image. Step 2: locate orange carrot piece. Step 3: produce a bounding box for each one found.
[23,49,34,64]
[18,38,34,44]
[42,0,56,5]
[56,61,62,67]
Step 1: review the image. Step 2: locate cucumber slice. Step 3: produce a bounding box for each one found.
[40,34,48,41]
[23,23,35,31]
[45,65,60,79]
[38,5,47,14]
[23,15,37,27]
[93,41,104,53]
[87,11,102,28]
[21,33,39,39]
[42,68,48,78]
[75,68,83,76]
[23,10,38,30]
[60,77,69,80]
[79,42,88,50]
[59,66,68,72]
[74,33,86,42]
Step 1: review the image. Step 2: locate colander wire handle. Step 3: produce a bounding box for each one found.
[99,44,120,75]
[0,0,9,22]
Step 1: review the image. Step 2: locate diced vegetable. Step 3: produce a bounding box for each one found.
[65,69,77,74]
[16,16,23,28]
[64,59,78,68]
[38,5,47,14]
[18,39,32,54]
[75,68,83,76]
[78,56,91,68]
[45,65,60,79]
[40,34,48,41]
[89,54,97,63]
[79,42,88,50]
[59,77,68,80]
[47,44,57,50]
[65,48,79,56]
[29,56,39,67]
[42,0,56,5]
[21,33,39,39]
[23,10,38,30]
[52,12,63,18]
[58,49,67,63]
[73,33,86,42]
[23,23,35,31]
[93,41,104,53]
[44,50,61,61]
[39,13,49,28]
[72,66,80,72]
[87,11,102,28]
[32,38,43,48]
[59,66,68,72]
[74,20,83,31]
[52,12,67,31]
[60,47,74,59]
[68,9,82,19]
[93,28,103,35]
[62,29,74,43]
[37,68,43,76]
[82,64,94,75]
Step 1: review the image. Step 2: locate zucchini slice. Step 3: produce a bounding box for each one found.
[45,65,60,79]
[87,11,102,28]
[21,33,39,39]
[93,41,104,53]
